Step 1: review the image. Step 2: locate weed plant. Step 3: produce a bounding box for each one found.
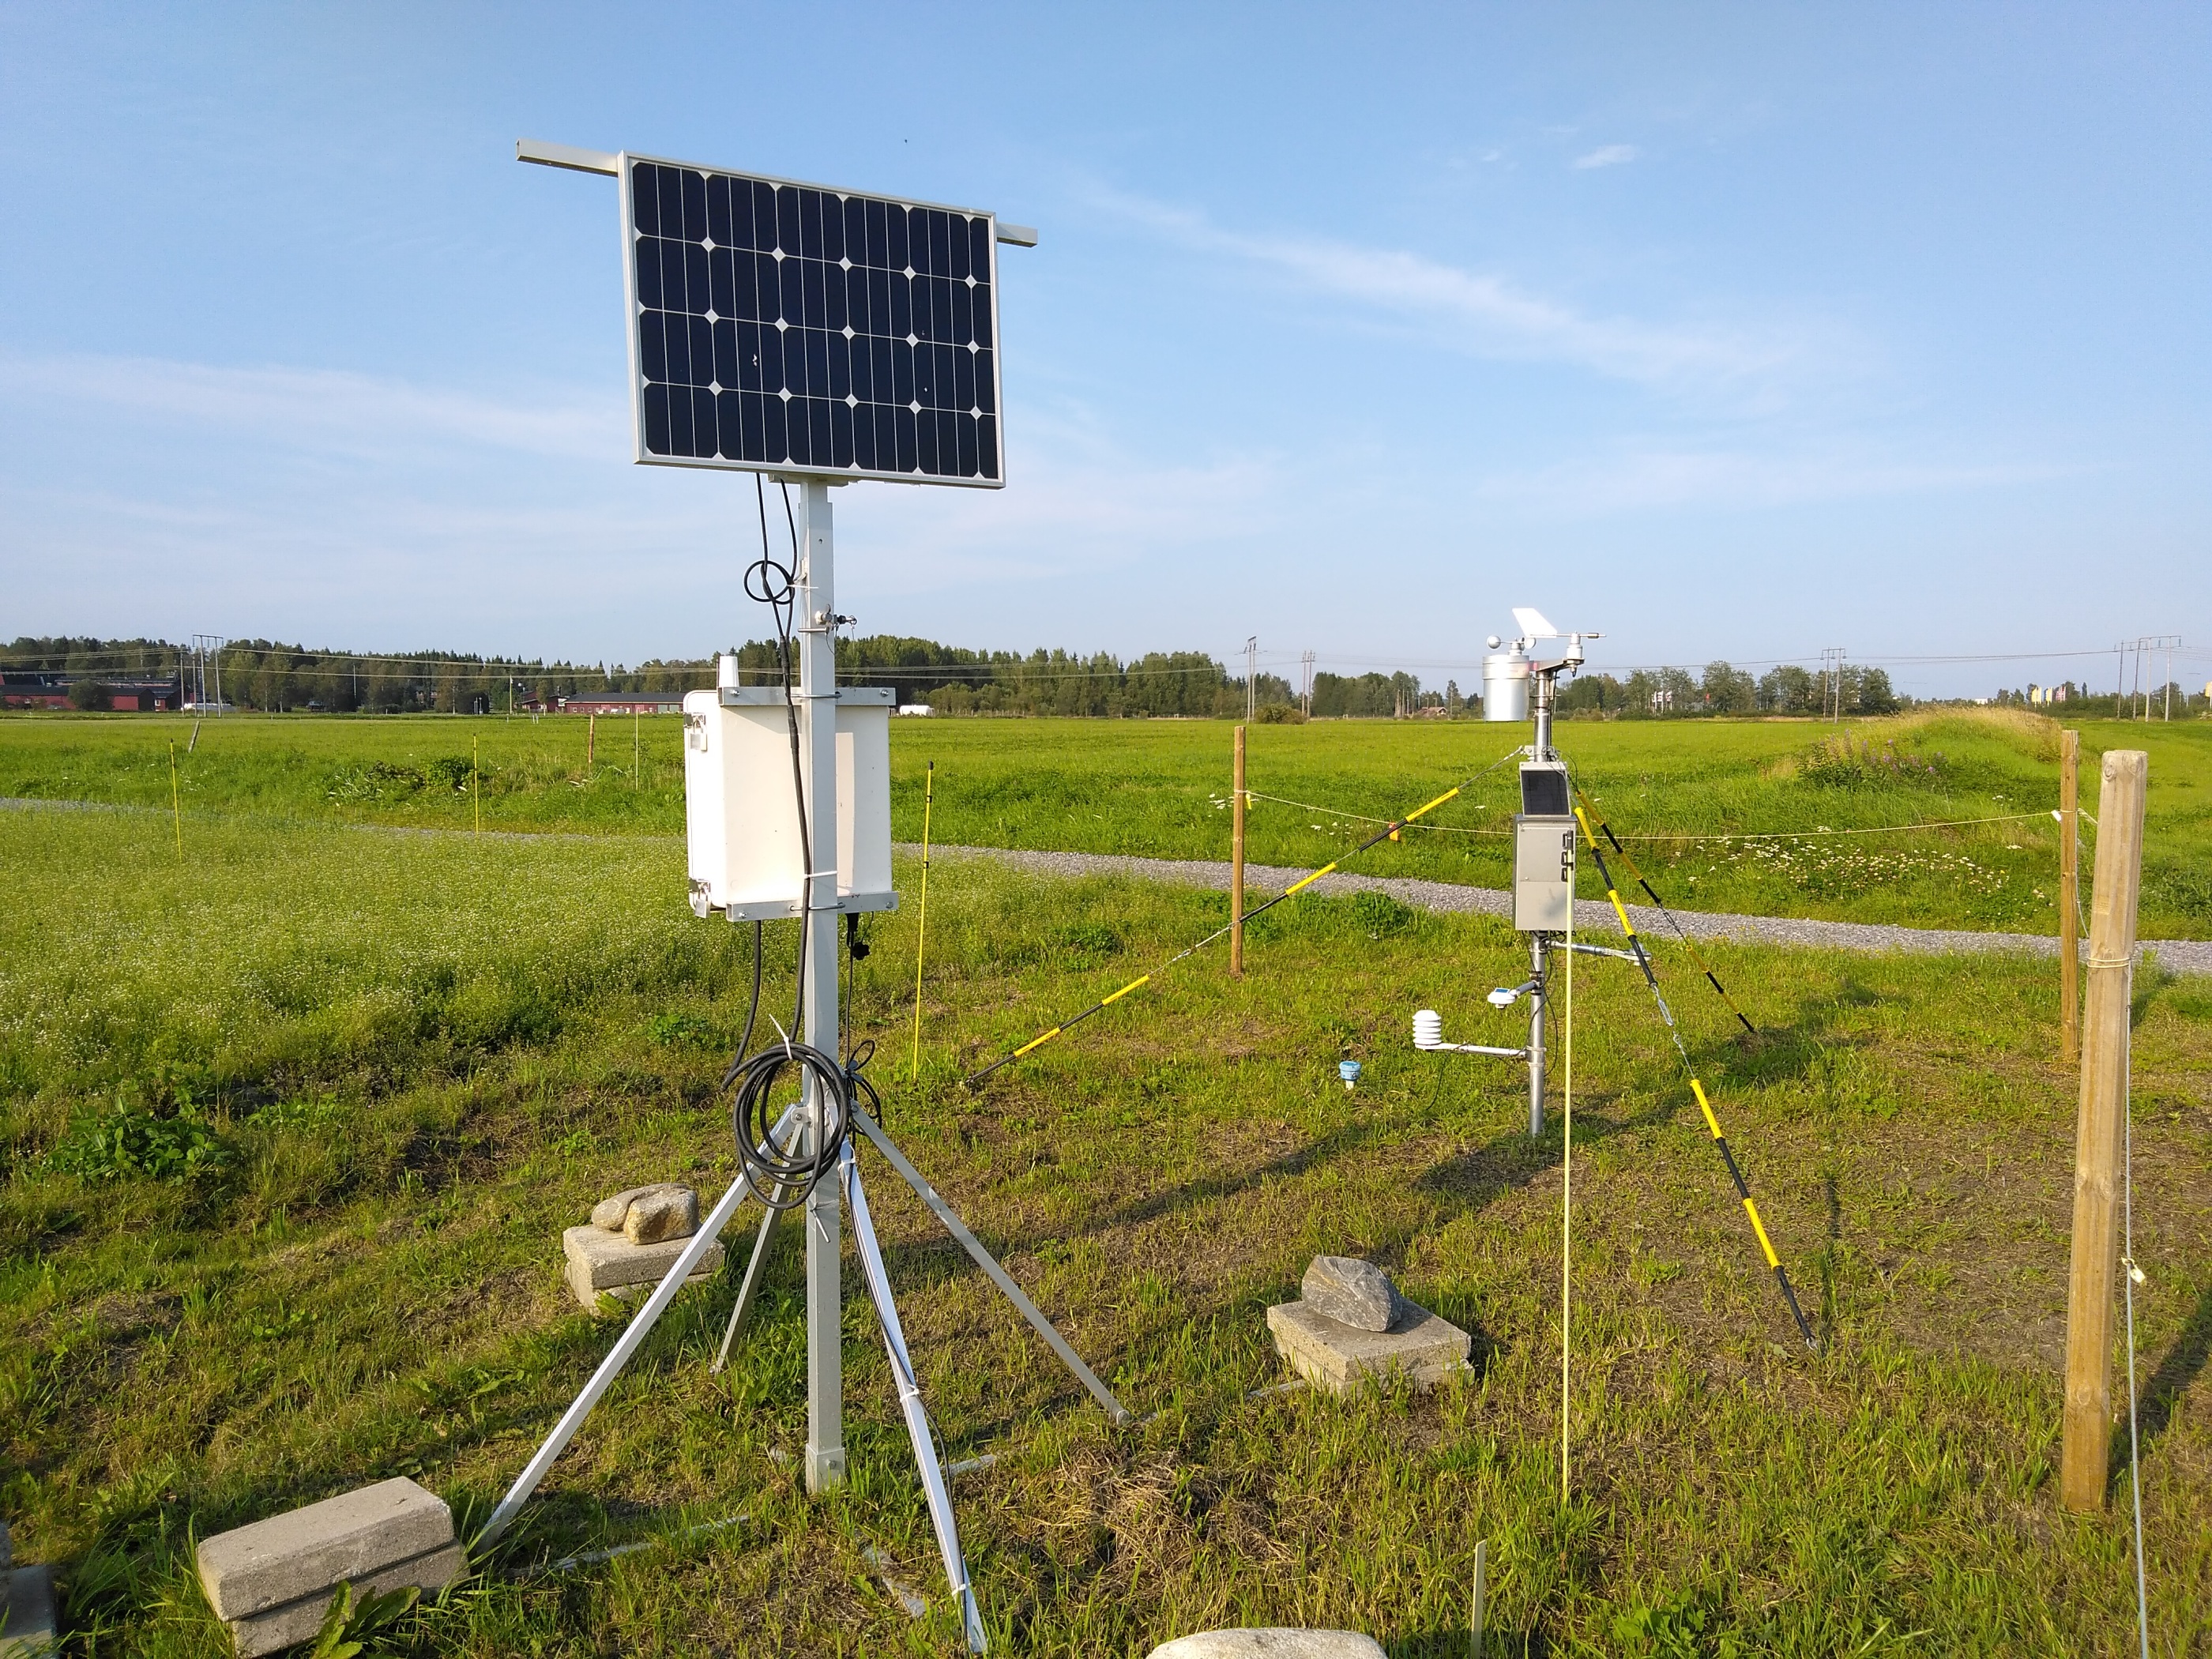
[2,807,2207,1653]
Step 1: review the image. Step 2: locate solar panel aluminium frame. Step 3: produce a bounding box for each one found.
[616,151,1009,489]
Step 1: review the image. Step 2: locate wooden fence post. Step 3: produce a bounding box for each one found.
[1231,724,1247,979]
[2060,747,2147,1512]
[2060,729,2080,1063]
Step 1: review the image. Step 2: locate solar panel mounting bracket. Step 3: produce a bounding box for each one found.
[516,137,619,176]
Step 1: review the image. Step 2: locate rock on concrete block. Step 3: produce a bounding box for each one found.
[562,1225,723,1310]
[1149,1631,1385,1658]
[1266,1298,1469,1395]
[227,1544,464,1658]
[1,1564,58,1659]
[195,1477,455,1627]
[1300,1256,1401,1333]
[590,1182,693,1234]
[623,1185,698,1245]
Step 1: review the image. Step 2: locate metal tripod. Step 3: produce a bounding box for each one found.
[474,1097,1127,1654]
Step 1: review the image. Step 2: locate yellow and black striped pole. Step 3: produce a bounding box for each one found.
[1573,783,1756,1036]
[962,775,1492,1089]
[1574,803,1817,1351]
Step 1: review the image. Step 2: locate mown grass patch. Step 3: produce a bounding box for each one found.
[2,806,2207,1653]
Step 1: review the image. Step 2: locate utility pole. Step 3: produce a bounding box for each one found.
[1300,649,1315,717]
[1820,647,1846,721]
[1244,636,1258,723]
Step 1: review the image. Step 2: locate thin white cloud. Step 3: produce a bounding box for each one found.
[1572,144,1639,170]
[0,352,620,462]
[1089,186,1840,396]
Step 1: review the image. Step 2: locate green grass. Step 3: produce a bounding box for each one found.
[4,706,2210,938]
[3,803,2208,1654]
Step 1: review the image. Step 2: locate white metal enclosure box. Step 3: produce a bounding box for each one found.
[1513,815,1578,932]
[682,685,897,921]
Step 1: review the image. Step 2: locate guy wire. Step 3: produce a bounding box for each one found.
[1572,782,1757,1036]
[961,746,1525,1089]
[1572,803,1819,1351]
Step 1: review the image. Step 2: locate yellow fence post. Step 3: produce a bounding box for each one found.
[2059,728,2080,1063]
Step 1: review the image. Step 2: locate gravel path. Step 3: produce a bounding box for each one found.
[908,841,2212,977]
[6,801,2199,975]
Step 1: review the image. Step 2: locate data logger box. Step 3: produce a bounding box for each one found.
[1513,761,1576,932]
[681,686,897,921]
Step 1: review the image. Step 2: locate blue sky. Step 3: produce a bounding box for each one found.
[2,2,2206,697]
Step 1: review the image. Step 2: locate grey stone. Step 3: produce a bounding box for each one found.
[1149,1632,1384,1658]
[194,1477,454,1623]
[562,1226,723,1306]
[1,1564,57,1658]
[1266,1297,1470,1395]
[590,1183,687,1232]
[623,1185,698,1245]
[1300,1256,1401,1333]
[227,1543,463,1658]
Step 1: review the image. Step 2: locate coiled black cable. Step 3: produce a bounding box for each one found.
[725,1039,850,1211]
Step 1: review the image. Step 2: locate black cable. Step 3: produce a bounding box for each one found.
[734,920,765,1063]
[724,1039,851,1210]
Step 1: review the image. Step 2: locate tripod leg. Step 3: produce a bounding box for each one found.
[851,1108,1130,1425]
[713,1187,787,1374]
[477,1104,805,1556]
[842,1149,988,1655]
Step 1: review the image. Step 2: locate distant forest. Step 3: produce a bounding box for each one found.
[3,634,1911,719]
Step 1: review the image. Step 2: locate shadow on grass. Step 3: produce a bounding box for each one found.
[2116,1277,2212,1485]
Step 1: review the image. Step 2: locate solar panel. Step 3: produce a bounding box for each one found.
[621,153,1005,487]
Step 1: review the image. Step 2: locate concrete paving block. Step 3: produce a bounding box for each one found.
[1,1565,58,1658]
[562,1224,721,1295]
[227,1543,462,1658]
[194,1477,453,1622]
[1149,1631,1384,1658]
[577,1268,719,1311]
[1266,1298,1469,1395]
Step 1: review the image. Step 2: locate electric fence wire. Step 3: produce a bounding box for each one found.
[961,745,1529,1089]
[2116,947,2152,1659]
[1244,788,2046,844]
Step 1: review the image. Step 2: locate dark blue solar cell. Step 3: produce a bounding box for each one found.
[929,212,953,281]
[823,267,847,333]
[679,171,707,243]
[634,239,664,310]
[864,199,889,268]
[810,397,834,463]
[870,337,896,402]
[739,391,766,457]
[760,394,788,464]
[778,257,803,323]
[706,175,733,249]
[786,398,814,465]
[969,216,990,280]
[692,316,717,385]
[754,325,783,394]
[973,348,995,413]
[660,313,692,384]
[826,333,851,401]
[970,282,991,349]
[665,383,695,453]
[848,336,874,402]
[935,344,959,407]
[641,383,671,453]
[820,194,845,264]
[893,338,917,406]
[948,214,971,282]
[658,241,688,311]
[952,344,975,412]
[631,164,662,237]
[844,265,870,334]
[717,389,744,457]
[915,407,939,472]
[843,197,867,265]
[734,322,764,392]
[726,178,756,252]
[712,319,739,388]
[950,281,972,348]
[692,387,718,454]
[852,403,878,471]
[639,311,668,382]
[886,204,910,272]
[805,330,832,400]
[955,410,977,476]
[727,251,759,322]
[830,399,854,468]
[932,277,956,344]
[683,243,711,314]
[780,329,807,397]
[893,404,918,472]
[799,260,826,330]
[775,186,801,254]
[977,415,999,478]
[709,248,736,318]
[875,404,899,468]
[886,273,912,340]
[796,190,821,259]
[750,181,777,249]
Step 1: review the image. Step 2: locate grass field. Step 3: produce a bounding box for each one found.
[2,765,2208,1653]
[2,706,2210,938]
